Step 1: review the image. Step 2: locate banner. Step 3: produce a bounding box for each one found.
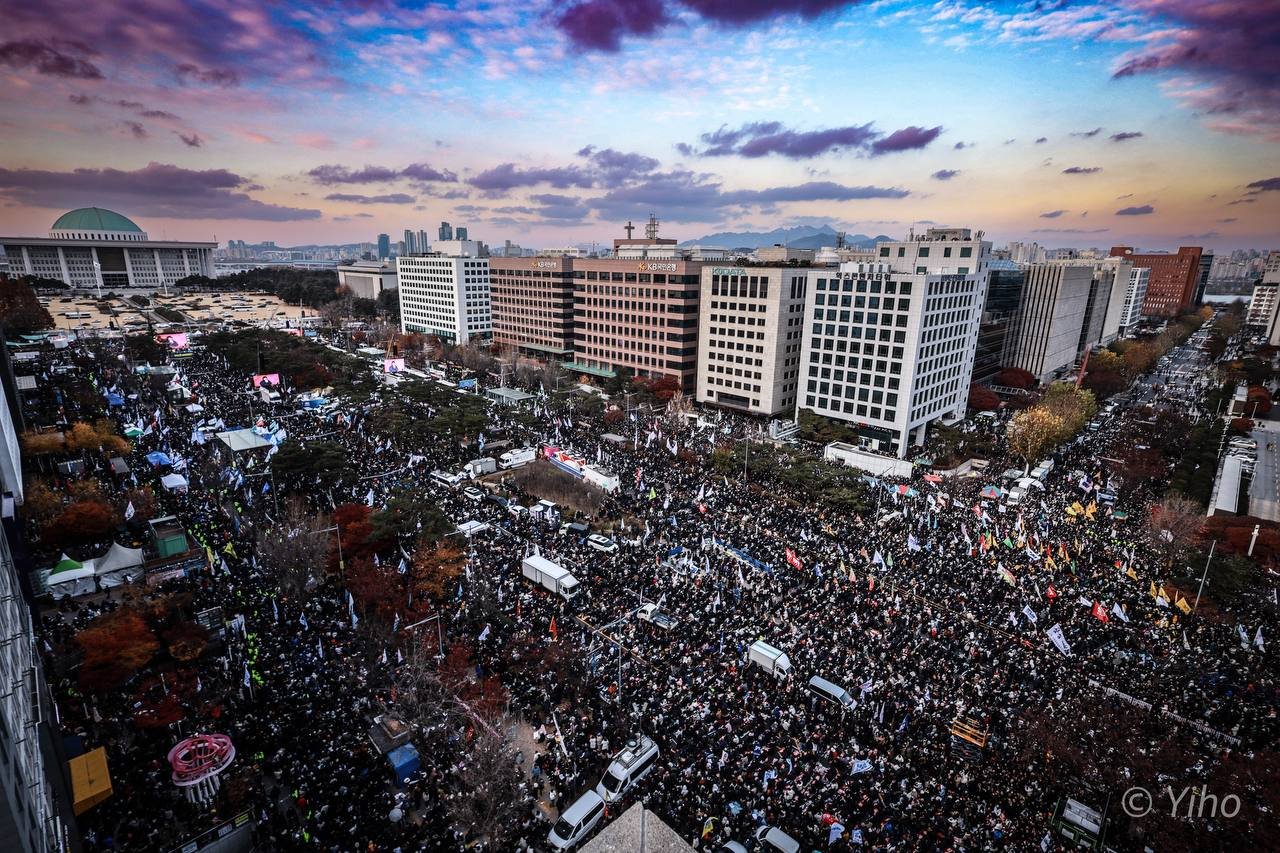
[252,373,280,388]
[1046,623,1072,656]
[157,332,189,349]
[383,358,405,374]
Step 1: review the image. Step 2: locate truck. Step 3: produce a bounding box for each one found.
[748,640,793,678]
[636,603,676,630]
[499,447,536,469]
[583,464,620,494]
[521,554,580,600]
[464,457,497,478]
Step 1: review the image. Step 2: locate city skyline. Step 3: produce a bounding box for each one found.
[0,0,1276,251]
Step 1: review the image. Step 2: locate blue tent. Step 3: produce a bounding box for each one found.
[145,451,173,467]
[387,744,420,786]
[106,393,125,407]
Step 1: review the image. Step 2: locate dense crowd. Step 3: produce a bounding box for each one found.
[24,328,1276,853]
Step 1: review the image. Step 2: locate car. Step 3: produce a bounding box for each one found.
[560,521,590,538]
[755,826,801,853]
[462,486,484,502]
[485,493,509,510]
[716,843,749,853]
[586,534,618,553]
[548,790,606,850]
[508,504,530,519]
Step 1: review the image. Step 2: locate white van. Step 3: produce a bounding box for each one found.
[748,640,793,678]
[586,534,617,553]
[431,469,466,488]
[499,447,536,469]
[548,790,606,850]
[755,826,801,853]
[595,735,660,803]
[806,676,854,709]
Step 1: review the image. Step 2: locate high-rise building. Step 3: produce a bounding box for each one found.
[456,226,468,241]
[403,229,416,255]
[1194,251,1214,305]
[417,229,430,255]
[396,253,491,344]
[2,206,214,290]
[696,265,809,416]
[438,221,453,242]
[1247,252,1280,339]
[973,260,1025,385]
[798,227,992,457]
[489,257,576,360]
[1048,257,1133,350]
[1001,263,1092,381]
[1118,265,1150,336]
[395,240,406,257]
[376,233,390,260]
[1109,245,1203,319]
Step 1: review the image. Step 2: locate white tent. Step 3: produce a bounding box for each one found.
[95,543,144,588]
[48,564,97,599]
[161,473,189,493]
[216,429,273,452]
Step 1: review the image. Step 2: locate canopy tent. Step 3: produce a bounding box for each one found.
[161,473,189,493]
[145,451,173,467]
[980,485,1005,499]
[456,520,490,537]
[48,564,96,599]
[216,429,273,453]
[108,457,130,475]
[95,543,144,588]
[69,747,113,815]
[53,553,83,574]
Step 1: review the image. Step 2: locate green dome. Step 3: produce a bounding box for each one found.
[51,207,143,233]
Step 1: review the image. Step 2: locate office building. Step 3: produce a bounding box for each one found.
[438,221,453,242]
[337,260,397,300]
[1194,251,1213,305]
[1247,280,1278,334]
[798,227,992,457]
[1002,263,1092,381]
[2,207,214,290]
[403,230,416,255]
[754,245,815,264]
[417,230,430,255]
[432,240,483,258]
[1109,245,1203,319]
[1118,265,1150,335]
[973,260,1025,385]
[396,254,491,344]
[696,265,809,416]
[489,256,576,360]
[376,233,390,260]
[1049,257,1133,350]
[456,226,468,241]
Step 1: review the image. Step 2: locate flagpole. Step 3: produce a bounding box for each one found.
[1192,539,1216,613]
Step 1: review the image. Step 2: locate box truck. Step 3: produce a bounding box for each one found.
[522,554,580,600]
[499,447,536,469]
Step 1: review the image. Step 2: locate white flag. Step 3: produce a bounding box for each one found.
[1046,623,1072,656]
[242,662,251,687]
[1238,625,1251,646]
[478,624,491,642]
[365,488,375,506]
[124,501,136,521]
[1110,602,1129,623]
[1254,627,1265,650]
[1021,605,1038,624]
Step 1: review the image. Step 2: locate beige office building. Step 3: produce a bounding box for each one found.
[696,265,809,416]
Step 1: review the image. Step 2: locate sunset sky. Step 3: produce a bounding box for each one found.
[0,0,1276,250]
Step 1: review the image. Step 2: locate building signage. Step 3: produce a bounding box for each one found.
[711,267,745,276]
[637,262,678,272]
[532,260,558,268]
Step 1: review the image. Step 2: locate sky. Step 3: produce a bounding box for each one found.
[0,0,1277,251]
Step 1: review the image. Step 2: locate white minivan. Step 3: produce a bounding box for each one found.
[755,826,800,853]
[548,790,606,850]
[595,735,660,803]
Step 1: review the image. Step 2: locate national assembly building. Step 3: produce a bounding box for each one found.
[2,207,215,290]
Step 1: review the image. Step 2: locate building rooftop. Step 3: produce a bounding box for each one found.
[51,207,143,233]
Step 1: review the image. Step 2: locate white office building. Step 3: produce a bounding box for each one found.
[1118,265,1150,335]
[396,254,491,344]
[336,260,397,300]
[798,228,991,457]
[1047,257,1134,348]
[696,265,809,417]
[1002,263,1093,381]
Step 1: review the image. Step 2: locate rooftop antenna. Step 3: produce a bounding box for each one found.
[645,213,659,240]
[836,231,847,249]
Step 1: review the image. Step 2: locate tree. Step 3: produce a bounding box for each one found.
[1246,385,1272,416]
[1148,494,1204,568]
[124,331,168,365]
[255,497,334,593]
[122,486,157,522]
[43,500,117,544]
[967,384,1000,411]
[1229,418,1255,436]
[162,622,211,662]
[1040,383,1096,437]
[448,726,527,848]
[994,367,1037,390]
[0,276,55,335]
[1007,407,1064,471]
[410,538,466,601]
[76,609,159,692]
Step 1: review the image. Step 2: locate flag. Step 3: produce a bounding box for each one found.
[478,623,491,642]
[1111,602,1129,623]
[1021,605,1038,624]
[365,488,375,506]
[381,648,388,664]
[549,617,558,641]
[1174,596,1191,615]
[242,662,251,687]
[1091,601,1109,623]
[1046,623,1072,656]
[299,612,309,630]
[397,557,408,574]
[872,550,885,567]
[1046,584,1058,602]
[272,598,279,622]
[1254,627,1265,651]
[124,501,135,521]
[999,566,1017,586]
[785,547,803,570]
[317,638,324,659]
[907,534,921,552]
[1126,566,1138,581]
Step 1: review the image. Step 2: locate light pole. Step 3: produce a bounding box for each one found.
[404,613,444,660]
[1193,539,1216,613]
[317,524,345,580]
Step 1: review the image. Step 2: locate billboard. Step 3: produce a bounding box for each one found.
[251,373,281,388]
[383,358,406,374]
[157,332,189,349]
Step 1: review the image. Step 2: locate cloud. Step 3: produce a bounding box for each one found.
[1246,177,1280,193]
[953,141,972,149]
[685,120,940,159]
[577,146,660,185]
[1063,166,1102,174]
[1039,209,1068,218]
[1070,127,1103,138]
[175,62,240,87]
[468,163,596,193]
[529,192,591,220]
[123,121,148,139]
[1110,130,1144,142]
[1116,204,1155,215]
[555,0,856,51]
[0,38,101,79]
[323,193,416,204]
[1031,228,1110,234]
[931,169,960,181]
[1227,197,1256,205]
[175,132,203,148]
[0,161,321,220]
[307,163,457,185]
[869,125,943,155]
[1035,136,1048,143]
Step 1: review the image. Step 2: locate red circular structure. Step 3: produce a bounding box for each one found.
[168,733,235,788]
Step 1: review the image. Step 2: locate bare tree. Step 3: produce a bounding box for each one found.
[1148,493,1204,568]
[448,723,527,849]
[665,389,694,429]
[255,497,334,594]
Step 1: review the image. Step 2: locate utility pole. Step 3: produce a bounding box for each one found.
[1193,539,1216,613]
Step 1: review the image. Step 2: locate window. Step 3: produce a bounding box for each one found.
[960,246,973,257]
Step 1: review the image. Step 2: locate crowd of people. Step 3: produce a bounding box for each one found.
[22,326,1276,852]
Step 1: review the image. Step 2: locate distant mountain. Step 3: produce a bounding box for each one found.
[681,224,890,250]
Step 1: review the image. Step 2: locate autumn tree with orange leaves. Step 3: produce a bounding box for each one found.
[76,609,159,693]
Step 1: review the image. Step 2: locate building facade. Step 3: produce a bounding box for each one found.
[973,261,1025,385]
[336,260,397,300]
[798,228,992,457]
[396,254,491,344]
[696,265,808,416]
[488,257,576,360]
[376,234,390,260]
[1109,245,1203,319]
[1118,265,1150,335]
[1002,263,1092,381]
[2,208,214,291]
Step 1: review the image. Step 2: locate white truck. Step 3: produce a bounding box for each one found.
[464,457,497,478]
[499,447,536,469]
[521,554,581,600]
[748,640,793,678]
[636,603,676,630]
[583,464,620,493]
